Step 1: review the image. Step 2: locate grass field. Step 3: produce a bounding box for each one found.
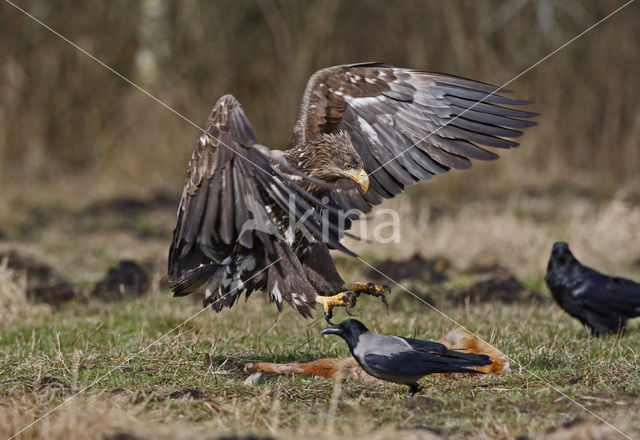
[1,187,640,440]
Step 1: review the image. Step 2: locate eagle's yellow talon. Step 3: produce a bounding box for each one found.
[317,283,388,323]
[317,292,358,324]
[344,281,390,298]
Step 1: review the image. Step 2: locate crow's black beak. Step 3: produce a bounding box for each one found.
[321,325,342,336]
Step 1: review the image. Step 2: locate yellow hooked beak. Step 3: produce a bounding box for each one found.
[344,168,370,192]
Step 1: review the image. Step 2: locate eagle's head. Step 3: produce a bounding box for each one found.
[292,131,369,192]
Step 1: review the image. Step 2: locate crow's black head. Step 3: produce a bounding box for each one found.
[545,242,582,289]
[548,242,578,270]
[321,319,369,347]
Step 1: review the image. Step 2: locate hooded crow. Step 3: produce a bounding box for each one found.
[545,242,640,336]
[321,319,492,396]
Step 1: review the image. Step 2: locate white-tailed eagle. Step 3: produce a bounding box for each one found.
[168,62,537,322]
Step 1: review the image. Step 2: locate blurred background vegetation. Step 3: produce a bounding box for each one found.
[1,0,638,204]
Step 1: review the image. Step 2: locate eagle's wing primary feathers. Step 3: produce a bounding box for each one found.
[169,95,274,289]
[289,62,537,202]
[169,94,352,296]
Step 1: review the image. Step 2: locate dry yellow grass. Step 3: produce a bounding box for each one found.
[347,193,640,280]
[0,258,49,324]
[0,390,449,440]
[3,391,634,440]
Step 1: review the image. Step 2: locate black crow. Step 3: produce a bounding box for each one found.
[545,242,640,336]
[321,319,492,396]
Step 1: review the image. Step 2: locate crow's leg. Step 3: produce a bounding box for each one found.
[407,383,423,397]
[316,291,358,324]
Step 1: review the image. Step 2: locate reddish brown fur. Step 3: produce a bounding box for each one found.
[245,357,377,382]
[436,327,510,376]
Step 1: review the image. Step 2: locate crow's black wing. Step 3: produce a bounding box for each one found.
[400,336,493,363]
[579,273,640,317]
[399,337,447,353]
[365,349,491,376]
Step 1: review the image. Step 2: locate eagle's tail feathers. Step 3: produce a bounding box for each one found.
[170,264,217,297]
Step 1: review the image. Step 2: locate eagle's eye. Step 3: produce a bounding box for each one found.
[343,163,351,169]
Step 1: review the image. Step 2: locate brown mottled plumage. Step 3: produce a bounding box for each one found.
[168,62,537,318]
[284,132,361,186]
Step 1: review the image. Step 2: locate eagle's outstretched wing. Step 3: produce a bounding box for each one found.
[169,94,351,299]
[289,62,537,201]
